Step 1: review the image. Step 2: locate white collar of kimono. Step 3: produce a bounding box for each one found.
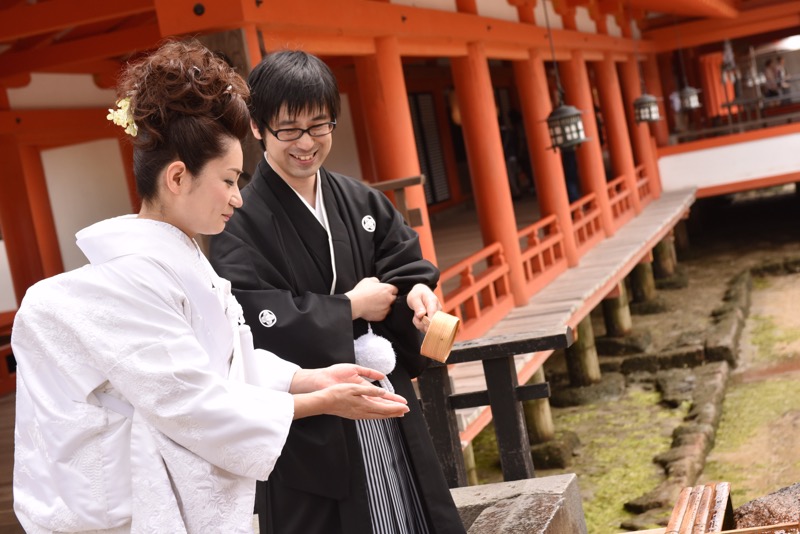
[266,160,337,295]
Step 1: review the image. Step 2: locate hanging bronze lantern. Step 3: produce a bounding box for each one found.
[634,93,661,122]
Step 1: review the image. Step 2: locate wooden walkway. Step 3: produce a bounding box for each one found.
[445,187,697,444]
[0,189,695,528]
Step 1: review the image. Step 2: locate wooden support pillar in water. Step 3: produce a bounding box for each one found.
[566,317,602,387]
[674,220,690,253]
[653,235,677,279]
[463,442,479,486]
[602,281,632,337]
[523,367,555,444]
[631,261,658,303]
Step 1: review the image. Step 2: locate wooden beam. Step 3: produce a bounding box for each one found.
[155,0,652,58]
[644,1,800,52]
[0,24,161,78]
[0,109,114,146]
[46,59,122,75]
[0,73,30,88]
[0,0,155,42]
[626,0,737,18]
[260,32,377,56]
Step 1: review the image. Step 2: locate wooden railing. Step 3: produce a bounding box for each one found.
[636,164,654,207]
[570,193,604,256]
[517,215,568,298]
[370,174,425,227]
[607,174,636,229]
[440,242,515,341]
[417,325,574,487]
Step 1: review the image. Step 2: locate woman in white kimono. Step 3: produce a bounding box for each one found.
[11,40,409,534]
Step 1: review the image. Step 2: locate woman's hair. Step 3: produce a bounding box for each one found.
[247,50,341,136]
[115,40,251,202]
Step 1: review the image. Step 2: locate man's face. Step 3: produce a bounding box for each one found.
[262,106,333,183]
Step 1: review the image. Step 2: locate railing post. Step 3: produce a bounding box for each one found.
[482,356,536,480]
[417,366,468,488]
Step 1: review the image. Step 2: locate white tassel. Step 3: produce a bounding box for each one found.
[353,324,396,393]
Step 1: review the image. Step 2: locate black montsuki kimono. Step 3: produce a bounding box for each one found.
[209,159,466,534]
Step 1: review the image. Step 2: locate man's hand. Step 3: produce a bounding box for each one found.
[293,383,409,420]
[345,277,398,321]
[290,363,390,394]
[407,283,442,332]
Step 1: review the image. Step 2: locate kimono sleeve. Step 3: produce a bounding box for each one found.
[368,189,441,379]
[95,258,297,481]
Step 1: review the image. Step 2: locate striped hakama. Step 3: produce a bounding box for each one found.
[355,418,432,534]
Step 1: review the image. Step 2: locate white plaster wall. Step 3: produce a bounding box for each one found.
[325,94,363,181]
[606,15,622,37]
[390,0,456,12]
[40,139,132,271]
[631,21,641,40]
[476,0,518,22]
[574,7,597,34]
[659,133,800,192]
[0,242,15,311]
[7,73,115,109]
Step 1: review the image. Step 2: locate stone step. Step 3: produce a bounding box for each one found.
[450,473,587,534]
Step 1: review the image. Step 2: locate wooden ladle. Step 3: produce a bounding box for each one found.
[420,311,460,363]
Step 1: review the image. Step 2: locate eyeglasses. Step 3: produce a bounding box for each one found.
[266,121,337,142]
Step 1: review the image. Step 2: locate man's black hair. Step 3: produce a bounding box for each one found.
[247,50,341,136]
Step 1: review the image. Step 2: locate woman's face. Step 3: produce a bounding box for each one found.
[175,137,244,237]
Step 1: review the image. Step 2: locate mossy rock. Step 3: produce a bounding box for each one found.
[630,297,670,316]
[549,373,626,407]
[530,430,580,469]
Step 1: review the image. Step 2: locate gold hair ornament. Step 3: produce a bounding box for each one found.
[106,97,138,137]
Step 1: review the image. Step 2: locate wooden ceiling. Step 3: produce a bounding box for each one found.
[0,0,796,86]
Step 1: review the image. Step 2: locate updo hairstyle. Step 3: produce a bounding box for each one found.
[115,40,251,202]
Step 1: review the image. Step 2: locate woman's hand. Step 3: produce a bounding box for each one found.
[289,363,390,394]
[407,283,442,332]
[293,383,409,420]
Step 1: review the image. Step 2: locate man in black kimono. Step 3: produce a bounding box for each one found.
[209,50,466,534]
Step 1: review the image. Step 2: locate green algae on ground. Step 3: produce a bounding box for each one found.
[700,376,800,505]
[470,387,688,534]
[558,388,688,534]
[751,276,771,291]
[749,314,800,364]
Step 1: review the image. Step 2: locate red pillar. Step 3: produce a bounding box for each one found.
[513,50,579,267]
[353,36,438,265]
[595,54,641,214]
[242,24,264,68]
[451,42,527,306]
[117,138,140,212]
[19,145,63,278]
[619,57,663,199]
[643,53,670,147]
[0,135,45,305]
[561,51,615,236]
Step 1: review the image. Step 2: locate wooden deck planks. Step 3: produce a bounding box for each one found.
[446,188,696,440]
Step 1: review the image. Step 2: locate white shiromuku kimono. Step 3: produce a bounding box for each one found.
[12,216,300,533]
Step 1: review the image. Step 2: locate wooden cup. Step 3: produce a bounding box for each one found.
[420,311,460,363]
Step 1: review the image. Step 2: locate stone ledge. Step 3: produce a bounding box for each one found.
[450,474,588,534]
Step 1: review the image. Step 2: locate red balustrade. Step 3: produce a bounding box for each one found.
[636,164,654,207]
[570,194,604,256]
[440,243,515,340]
[516,215,568,298]
[607,174,636,229]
